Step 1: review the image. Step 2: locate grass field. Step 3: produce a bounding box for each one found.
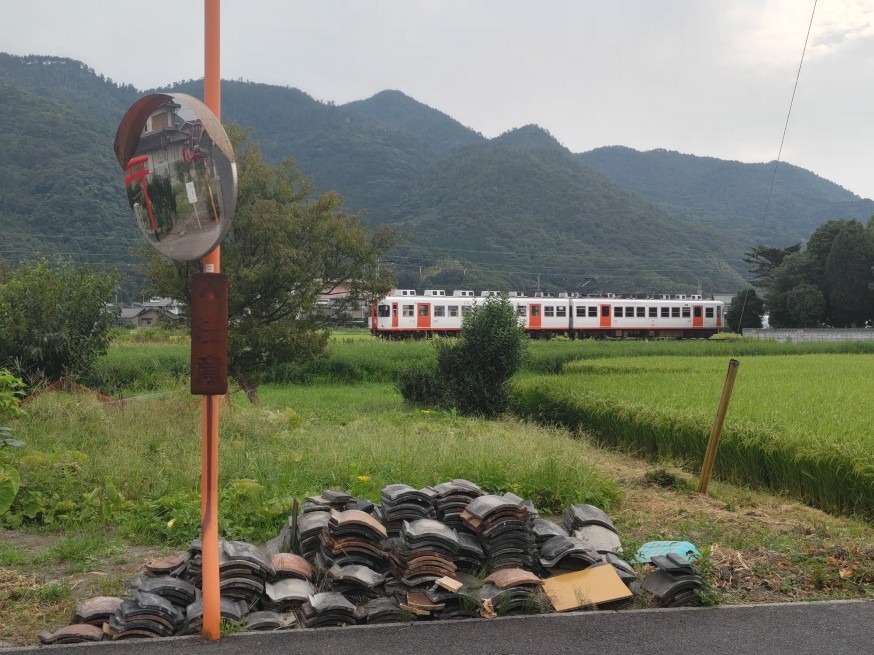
[5,382,618,546]
[511,354,874,518]
[4,336,874,645]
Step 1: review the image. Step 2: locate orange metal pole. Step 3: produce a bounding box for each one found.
[200,0,222,641]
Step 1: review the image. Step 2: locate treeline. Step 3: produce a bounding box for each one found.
[740,218,874,328]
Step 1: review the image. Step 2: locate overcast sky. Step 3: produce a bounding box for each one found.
[3,1,873,199]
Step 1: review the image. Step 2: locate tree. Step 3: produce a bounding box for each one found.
[822,222,874,327]
[742,243,801,289]
[397,295,527,418]
[766,251,815,327]
[144,128,398,403]
[785,284,825,327]
[0,261,118,386]
[725,288,765,332]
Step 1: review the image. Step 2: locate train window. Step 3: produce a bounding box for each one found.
[705,307,714,318]
[531,305,540,317]
[434,305,445,317]
[419,305,429,317]
[682,307,690,318]
[449,305,459,317]
[403,305,414,317]
[615,307,623,317]
[661,307,669,318]
[626,306,634,316]
[588,306,597,317]
[601,306,610,317]
[717,306,722,317]
[576,306,586,318]
[461,306,471,316]
[694,306,702,318]
[637,307,646,317]
[556,306,567,317]
[649,307,657,318]
[378,305,391,318]
[671,307,680,318]
[545,306,555,317]
[517,305,527,317]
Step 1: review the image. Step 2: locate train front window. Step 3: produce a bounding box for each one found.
[377,305,391,318]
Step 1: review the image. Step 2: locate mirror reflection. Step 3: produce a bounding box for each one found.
[115,93,236,261]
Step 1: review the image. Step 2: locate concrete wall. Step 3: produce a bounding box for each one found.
[743,328,874,342]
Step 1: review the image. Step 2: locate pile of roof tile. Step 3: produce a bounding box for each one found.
[363,597,406,624]
[299,592,361,628]
[219,541,275,607]
[428,479,485,529]
[182,598,248,635]
[424,575,481,620]
[641,554,704,607]
[296,511,330,561]
[107,590,186,639]
[538,534,601,574]
[377,484,438,536]
[461,494,534,570]
[327,563,386,600]
[319,508,389,571]
[36,479,710,642]
[262,552,316,612]
[478,568,544,616]
[388,518,459,587]
[265,552,313,609]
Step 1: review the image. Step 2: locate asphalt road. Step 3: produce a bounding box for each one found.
[5,601,871,655]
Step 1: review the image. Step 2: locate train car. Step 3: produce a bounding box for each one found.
[371,291,723,339]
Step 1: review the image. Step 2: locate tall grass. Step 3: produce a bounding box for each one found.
[510,355,874,519]
[6,383,618,545]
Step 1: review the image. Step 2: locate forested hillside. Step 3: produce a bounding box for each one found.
[386,132,744,292]
[579,146,874,262]
[3,51,873,297]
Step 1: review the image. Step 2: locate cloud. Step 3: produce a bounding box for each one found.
[721,0,874,70]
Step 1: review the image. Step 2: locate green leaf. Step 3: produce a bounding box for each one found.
[0,466,21,515]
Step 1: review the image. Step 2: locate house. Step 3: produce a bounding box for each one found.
[116,298,184,328]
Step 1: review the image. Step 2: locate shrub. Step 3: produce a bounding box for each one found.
[398,295,527,418]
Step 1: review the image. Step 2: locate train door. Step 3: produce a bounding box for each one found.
[530,303,541,329]
[693,305,703,328]
[391,302,399,329]
[417,303,431,329]
[600,304,612,328]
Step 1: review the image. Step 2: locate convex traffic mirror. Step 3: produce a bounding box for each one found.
[114,93,237,261]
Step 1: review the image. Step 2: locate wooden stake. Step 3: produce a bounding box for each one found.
[697,359,740,495]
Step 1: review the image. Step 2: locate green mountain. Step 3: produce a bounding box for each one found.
[385,131,744,293]
[0,80,140,295]
[3,51,873,296]
[160,80,440,217]
[578,146,874,265]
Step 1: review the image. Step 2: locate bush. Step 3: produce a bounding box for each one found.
[398,296,527,418]
[0,261,118,386]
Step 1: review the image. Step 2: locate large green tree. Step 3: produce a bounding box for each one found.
[144,128,397,403]
[725,288,765,332]
[822,221,873,327]
[0,261,118,385]
[742,243,802,289]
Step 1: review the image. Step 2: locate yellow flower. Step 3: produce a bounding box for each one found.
[357,475,371,483]
[421,409,431,414]
[167,518,176,529]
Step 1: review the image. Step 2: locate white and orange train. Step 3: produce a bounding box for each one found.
[371,290,724,339]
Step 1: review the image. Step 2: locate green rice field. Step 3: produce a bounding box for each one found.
[511,354,874,519]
